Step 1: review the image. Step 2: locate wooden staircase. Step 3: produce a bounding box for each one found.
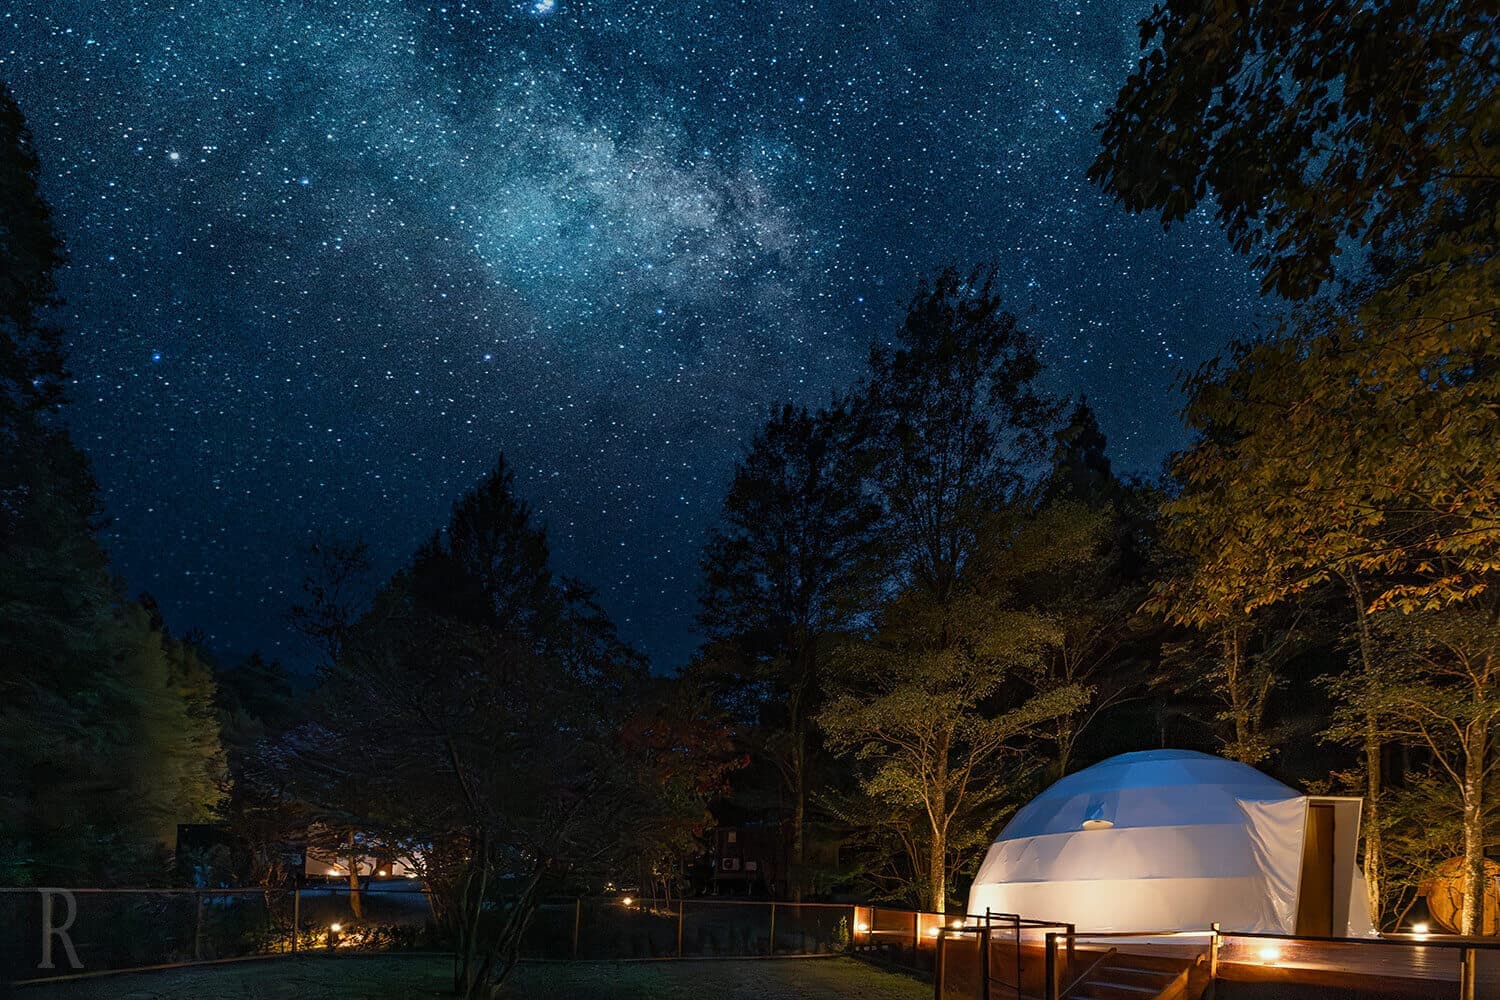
[1063,950,1210,1000]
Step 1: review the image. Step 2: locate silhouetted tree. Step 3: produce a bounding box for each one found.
[697,399,877,898]
[823,268,1080,913]
[307,455,728,998]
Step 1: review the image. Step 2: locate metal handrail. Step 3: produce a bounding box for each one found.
[1219,928,1500,950]
[1052,929,1216,939]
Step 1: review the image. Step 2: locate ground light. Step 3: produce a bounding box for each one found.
[621,896,633,906]
[1256,945,1282,965]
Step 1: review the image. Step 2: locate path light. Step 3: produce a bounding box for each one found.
[621,896,633,907]
[1411,922,1430,938]
[330,923,342,933]
[1257,945,1281,965]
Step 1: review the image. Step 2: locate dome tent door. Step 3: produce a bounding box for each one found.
[1295,802,1336,937]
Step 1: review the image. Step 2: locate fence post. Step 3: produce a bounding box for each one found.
[1208,921,1220,999]
[1013,915,1021,1000]
[769,902,777,956]
[1044,932,1057,1000]
[677,899,684,959]
[912,910,919,962]
[572,898,581,959]
[192,891,204,962]
[292,887,301,956]
[1064,922,1075,988]
[934,928,945,1000]
[1459,946,1476,1000]
[979,927,990,1000]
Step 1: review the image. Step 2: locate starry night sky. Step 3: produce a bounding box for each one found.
[3,1,1268,671]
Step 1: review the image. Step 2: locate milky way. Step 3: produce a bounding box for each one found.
[3,1,1266,670]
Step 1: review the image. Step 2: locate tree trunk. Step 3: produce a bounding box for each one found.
[1460,725,1486,936]
[1345,573,1384,924]
[928,824,946,915]
[475,861,546,998]
[1056,715,1075,778]
[454,836,490,997]
[346,829,363,920]
[1229,632,1253,763]
[791,731,806,903]
[1362,719,1384,925]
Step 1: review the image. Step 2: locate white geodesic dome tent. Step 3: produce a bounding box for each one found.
[967,749,1374,936]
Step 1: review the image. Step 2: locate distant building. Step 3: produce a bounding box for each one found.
[696,821,783,896]
[689,819,848,899]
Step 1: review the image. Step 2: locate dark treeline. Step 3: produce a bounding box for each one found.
[0,0,1494,994]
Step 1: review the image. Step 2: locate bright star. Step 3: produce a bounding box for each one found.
[531,0,555,14]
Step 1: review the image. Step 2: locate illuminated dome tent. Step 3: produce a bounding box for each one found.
[967,749,1374,935]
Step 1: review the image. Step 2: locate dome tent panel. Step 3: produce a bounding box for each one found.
[967,749,1371,935]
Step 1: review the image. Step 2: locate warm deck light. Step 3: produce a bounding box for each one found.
[1257,945,1281,964]
[1411,922,1430,938]
[621,896,633,906]
[326,868,338,876]
[329,923,342,933]
[854,922,869,933]
[378,870,387,876]
[927,926,941,937]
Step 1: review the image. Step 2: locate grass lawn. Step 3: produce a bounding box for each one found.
[21,954,931,999]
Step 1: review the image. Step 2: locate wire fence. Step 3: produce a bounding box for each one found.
[520,898,857,961]
[0,887,948,989]
[0,885,437,988]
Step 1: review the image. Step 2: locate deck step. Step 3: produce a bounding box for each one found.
[1098,964,1177,982]
[1072,982,1161,1000]
[1068,964,1188,1000]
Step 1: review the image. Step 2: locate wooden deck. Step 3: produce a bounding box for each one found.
[938,930,1498,1000]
